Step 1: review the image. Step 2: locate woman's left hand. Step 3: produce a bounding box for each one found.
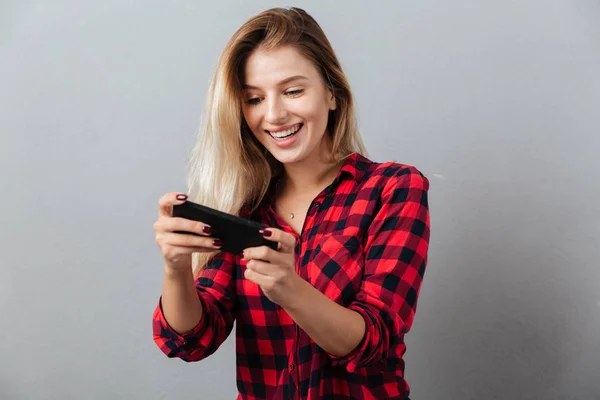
[242,228,302,308]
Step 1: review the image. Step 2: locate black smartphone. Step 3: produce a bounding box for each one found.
[172,200,277,255]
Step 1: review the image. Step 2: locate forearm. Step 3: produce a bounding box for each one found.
[284,278,365,357]
[161,266,203,334]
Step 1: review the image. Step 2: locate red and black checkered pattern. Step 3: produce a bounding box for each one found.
[153,153,430,400]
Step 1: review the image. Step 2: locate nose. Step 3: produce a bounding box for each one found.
[264,96,287,124]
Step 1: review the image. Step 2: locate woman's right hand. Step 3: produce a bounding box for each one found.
[153,192,222,272]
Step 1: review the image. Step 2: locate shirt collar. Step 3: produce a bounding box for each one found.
[338,152,369,183]
[259,152,370,211]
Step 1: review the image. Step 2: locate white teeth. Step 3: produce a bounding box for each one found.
[269,124,301,139]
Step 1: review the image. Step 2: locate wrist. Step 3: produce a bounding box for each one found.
[164,264,193,280]
[281,276,311,312]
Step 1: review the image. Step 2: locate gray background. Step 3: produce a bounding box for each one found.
[1,0,599,399]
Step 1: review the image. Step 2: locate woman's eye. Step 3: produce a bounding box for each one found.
[246,98,261,105]
[285,89,303,97]
[245,90,302,105]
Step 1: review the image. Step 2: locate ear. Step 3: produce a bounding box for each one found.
[327,89,337,111]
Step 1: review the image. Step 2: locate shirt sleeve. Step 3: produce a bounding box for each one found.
[152,252,237,362]
[330,165,430,373]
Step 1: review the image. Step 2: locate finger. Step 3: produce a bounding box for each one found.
[259,227,296,253]
[161,231,223,250]
[163,244,219,261]
[242,245,284,264]
[245,259,277,276]
[158,192,189,218]
[244,266,273,287]
[155,216,213,236]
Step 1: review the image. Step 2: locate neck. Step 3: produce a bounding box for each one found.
[283,160,340,195]
[280,144,342,197]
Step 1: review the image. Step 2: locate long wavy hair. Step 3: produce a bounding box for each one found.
[187,7,367,276]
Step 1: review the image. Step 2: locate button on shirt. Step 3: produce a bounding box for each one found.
[153,153,431,400]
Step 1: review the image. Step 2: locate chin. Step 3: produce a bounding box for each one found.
[268,148,304,165]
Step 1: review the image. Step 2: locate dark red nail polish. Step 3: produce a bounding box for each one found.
[259,229,272,237]
[213,239,224,247]
[202,226,213,234]
[176,194,188,201]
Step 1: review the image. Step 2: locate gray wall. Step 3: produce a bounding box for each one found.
[1,1,598,399]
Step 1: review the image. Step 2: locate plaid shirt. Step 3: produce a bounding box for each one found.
[153,153,430,400]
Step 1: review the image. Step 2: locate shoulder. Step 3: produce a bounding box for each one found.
[363,158,430,194]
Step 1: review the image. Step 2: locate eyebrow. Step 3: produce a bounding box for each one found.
[242,75,309,90]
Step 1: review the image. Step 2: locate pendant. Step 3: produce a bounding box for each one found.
[290,212,295,219]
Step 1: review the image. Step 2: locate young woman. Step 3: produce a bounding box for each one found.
[152,7,430,400]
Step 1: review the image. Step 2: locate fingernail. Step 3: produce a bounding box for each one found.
[202,226,213,234]
[259,229,271,237]
[176,194,188,201]
[213,239,224,247]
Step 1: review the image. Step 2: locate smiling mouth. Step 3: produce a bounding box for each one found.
[267,123,303,140]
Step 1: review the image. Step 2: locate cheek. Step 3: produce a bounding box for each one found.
[242,108,262,136]
[293,100,325,124]
[242,107,256,126]
[304,102,330,133]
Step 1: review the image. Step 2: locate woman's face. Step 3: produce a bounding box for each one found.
[241,45,336,165]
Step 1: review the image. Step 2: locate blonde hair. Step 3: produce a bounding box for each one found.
[187,7,367,276]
